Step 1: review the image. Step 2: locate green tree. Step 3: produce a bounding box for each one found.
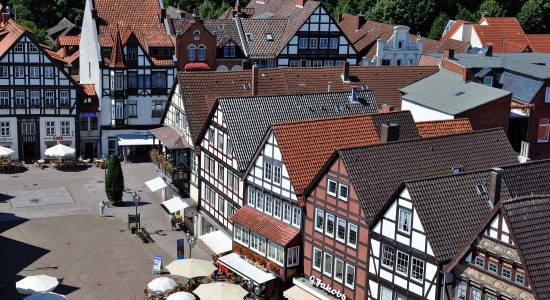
[105,154,124,205]
[18,19,50,46]
[517,0,550,33]
[366,0,437,35]
[11,0,85,29]
[197,0,228,19]
[455,5,477,21]
[429,12,449,40]
[477,0,506,17]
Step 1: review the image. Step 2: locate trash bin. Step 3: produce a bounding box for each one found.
[131,226,136,234]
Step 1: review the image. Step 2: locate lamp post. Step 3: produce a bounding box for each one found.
[185,231,196,258]
[132,191,141,230]
[102,155,106,177]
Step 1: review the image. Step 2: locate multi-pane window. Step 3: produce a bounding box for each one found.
[217,132,224,150]
[274,199,282,219]
[218,195,225,213]
[204,186,215,205]
[380,287,392,300]
[227,204,236,219]
[347,223,358,248]
[90,117,98,130]
[0,91,8,107]
[483,76,493,86]
[396,251,409,275]
[309,38,318,49]
[114,72,124,90]
[128,72,137,89]
[45,91,55,107]
[234,224,249,246]
[411,257,424,281]
[323,252,333,276]
[488,262,498,273]
[46,121,55,136]
[15,91,25,108]
[30,66,39,78]
[152,100,164,118]
[502,268,512,280]
[250,231,266,254]
[336,218,346,242]
[315,208,324,231]
[283,203,291,223]
[381,244,395,268]
[265,195,273,215]
[59,91,70,107]
[324,61,334,67]
[227,139,233,157]
[287,246,299,267]
[15,66,24,78]
[319,38,328,49]
[267,241,284,265]
[334,258,344,282]
[138,75,151,89]
[299,38,308,49]
[218,165,224,182]
[537,118,550,143]
[256,192,264,211]
[60,121,70,136]
[223,42,236,58]
[292,206,301,227]
[45,66,54,78]
[398,208,412,234]
[516,274,525,285]
[128,100,137,117]
[329,38,338,49]
[29,43,39,53]
[0,66,7,78]
[325,213,335,237]
[289,60,300,67]
[207,128,215,145]
[345,264,355,289]
[248,188,256,206]
[486,295,497,300]
[198,45,206,61]
[188,45,196,60]
[0,122,9,136]
[14,43,23,52]
[313,247,322,271]
[475,257,484,267]
[273,165,281,184]
[327,179,337,196]
[30,91,40,107]
[456,281,467,299]
[228,171,239,193]
[338,184,348,201]
[312,60,322,67]
[264,162,272,180]
[127,47,137,61]
[470,288,482,300]
[152,72,166,89]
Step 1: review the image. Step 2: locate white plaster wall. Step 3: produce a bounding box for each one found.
[401,100,454,122]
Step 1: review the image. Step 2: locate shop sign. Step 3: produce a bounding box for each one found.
[86,131,94,137]
[82,112,96,117]
[53,136,64,141]
[309,276,347,300]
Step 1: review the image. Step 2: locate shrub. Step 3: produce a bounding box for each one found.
[105,153,124,205]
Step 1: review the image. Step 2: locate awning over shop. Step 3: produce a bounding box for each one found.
[199,230,232,255]
[145,177,167,192]
[117,134,154,146]
[150,125,191,150]
[283,285,322,300]
[217,253,276,285]
[161,196,189,214]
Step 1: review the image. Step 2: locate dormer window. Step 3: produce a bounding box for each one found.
[127,46,137,61]
[194,30,200,40]
[245,33,253,41]
[14,43,23,53]
[398,41,403,48]
[223,41,236,58]
[483,76,493,87]
[102,47,112,60]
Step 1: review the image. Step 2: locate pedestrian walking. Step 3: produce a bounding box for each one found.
[170,214,177,230]
[99,200,105,217]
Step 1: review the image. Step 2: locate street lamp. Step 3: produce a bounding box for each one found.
[185,231,196,258]
[132,192,141,229]
[102,155,106,176]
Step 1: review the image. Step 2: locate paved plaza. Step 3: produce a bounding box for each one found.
[0,162,213,299]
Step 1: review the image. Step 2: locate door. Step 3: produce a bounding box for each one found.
[84,142,95,160]
[21,122,37,162]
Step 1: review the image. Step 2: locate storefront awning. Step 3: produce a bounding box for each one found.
[283,285,322,300]
[161,196,189,214]
[217,253,276,285]
[145,177,167,192]
[150,125,191,150]
[199,230,232,255]
[117,134,154,146]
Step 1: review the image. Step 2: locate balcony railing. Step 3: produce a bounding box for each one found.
[150,149,190,184]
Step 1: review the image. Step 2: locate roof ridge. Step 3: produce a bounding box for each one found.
[218,88,370,101]
[272,110,407,128]
[502,194,550,204]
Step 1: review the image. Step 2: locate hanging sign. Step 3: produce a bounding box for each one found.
[176,239,185,260]
[152,255,163,274]
[309,276,347,300]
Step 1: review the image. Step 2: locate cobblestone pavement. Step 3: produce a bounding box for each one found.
[0,162,213,299]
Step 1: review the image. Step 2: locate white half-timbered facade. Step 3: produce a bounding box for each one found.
[0,16,80,161]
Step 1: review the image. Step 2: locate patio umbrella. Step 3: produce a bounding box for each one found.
[44,144,76,162]
[0,145,14,157]
[166,291,196,300]
[16,275,59,295]
[166,259,217,278]
[193,282,248,300]
[147,277,177,294]
[24,292,67,300]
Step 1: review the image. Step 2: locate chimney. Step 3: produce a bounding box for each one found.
[251,64,259,96]
[235,0,241,13]
[296,0,305,7]
[91,8,98,19]
[480,11,490,20]
[180,10,186,19]
[1,11,10,27]
[349,87,358,103]
[341,61,350,83]
[381,104,394,113]
[380,123,400,143]
[327,82,332,93]
[488,168,503,207]
[357,12,365,30]
[443,49,454,60]
[160,8,166,20]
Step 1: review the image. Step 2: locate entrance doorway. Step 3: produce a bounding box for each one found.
[83,142,97,160]
[20,121,37,162]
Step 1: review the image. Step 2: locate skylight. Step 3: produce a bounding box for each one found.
[266,33,273,41]
[476,184,488,195]
[245,33,254,41]
[243,83,251,90]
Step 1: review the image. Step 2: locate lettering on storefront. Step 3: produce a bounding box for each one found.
[53,136,64,141]
[309,276,347,300]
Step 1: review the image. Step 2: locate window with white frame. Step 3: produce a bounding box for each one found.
[323,252,333,276]
[283,203,291,223]
[0,91,8,107]
[289,60,300,67]
[15,91,25,108]
[315,208,324,232]
[488,262,498,273]
[501,268,512,280]
[265,195,273,215]
[188,45,196,60]
[309,38,318,49]
[45,91,55,107]
[380,286,392,300]
[398,208,412,234]
[313,247,322,271]
[228,171,239,193]
[470,288,482,300]
[14,43,24,52]
[205,186,215,205]
[299,38,308,49]
[46,121,55,136]
[0,66,7,78]
[381,244,395,268]
[250,231,266,254]
[537,118,550,143]
[227,204,236,219]
[347,223,358,248]
[345,264,355,289]
[267,241,284,265]
[486,295,497,300]
[336,218,346,243]
[152,100,164,117]
[411,257,424,281]
[30,91,40,107]
[234,224,249,246]
[60,121,70,136]
[483,76,493,86]
[324,60,334,67]
[396,251,409,275]
[292,207,301,228]
[45,66,54,78]
[227,139,233,157]
[198,45,206,61]
[338,183,349,201]
[114,72,124,90]
[325,213,335,237]
[475,256,484,267]
[312,60,322,67]
[217,132,224,150]
[217,196,225,214]
[29,43,39,53]
[0,122,9,136]
[248,188,256,206]
[208,128,215,144]
[256,192,264,211]
[319,38,328,49]
[30,66,39,78]
[456,281,467,300]
[218,165,224,182]
[273,165,281,184]
[329,38,338,49]
[128,100,137,117]
[327,179,337,196]
[15,66,24,78]
[516,273,525,285]
[334,258,344,282]
[545,86,550,103]
[264,162,272,180]
[287,246,299,267]
[59,91,69,107]
[204,155,215,174]
[274,199,282,219]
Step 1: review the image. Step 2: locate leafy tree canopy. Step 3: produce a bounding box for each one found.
[477,0,507,17]
[429,12,449,40]
[366,0,437,36]
[10,0,85,29]
[517,0,550,33]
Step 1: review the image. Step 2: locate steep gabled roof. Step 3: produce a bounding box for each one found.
[527,34,550,53]
[80,84,100,112]
[474,18,531,53]
[260,111,419,200]
[0,19,29,58]
[329,128,517,225]
[218,89,378,170]
[416,118,473,138]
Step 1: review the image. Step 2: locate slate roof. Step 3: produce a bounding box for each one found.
[203,19,245,50]
[259,111,419,201]
[503,195,550,300]
[500,71,544,104]
[416,118,473,138]
[46,17,79,42]
[400,70,511,115]
[219,89,378,170]
[527,34,550,53]
[173,66,438,146]
[331,128,518,225]
[240,18,287,58]
[231,205,300,246]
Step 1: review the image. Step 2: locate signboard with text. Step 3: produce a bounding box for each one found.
[152,255,163,274]
[176,239,185,260]
[81,112,96,118]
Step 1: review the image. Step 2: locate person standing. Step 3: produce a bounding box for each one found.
[170,213,177,230]
[99,200,105,217]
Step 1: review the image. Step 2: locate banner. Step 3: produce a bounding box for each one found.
[152,255,163,273]
[176,239,185,260]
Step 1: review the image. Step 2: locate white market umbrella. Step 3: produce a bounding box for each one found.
[166,259,217,278]
[44,144,76,159]
[147,277,177,294]
[166,291,196,300]
[193,282,248,300]
[24,292,66,300]
[16,275,59,295]
[0,145,14,156]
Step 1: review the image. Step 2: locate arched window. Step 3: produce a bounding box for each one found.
[193,30,200,40]
[187,45,196,61]
[198,45,206,61]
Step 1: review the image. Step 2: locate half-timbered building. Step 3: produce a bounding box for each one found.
[79,0,175,157]
[290,129,519,300]
[0,11,81,161]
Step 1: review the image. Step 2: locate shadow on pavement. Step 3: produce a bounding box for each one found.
[0,193,14,203]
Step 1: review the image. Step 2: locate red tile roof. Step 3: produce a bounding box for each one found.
[416,118,473,138]
[527,34,550,53]
[417,54,442,66]
[0,19,29,58]
[441,20,470,40]
[231,206,299,246]
[81,84,97,97]
[473,18,531,53]
[57,35,80,46]
[80,84,100,112]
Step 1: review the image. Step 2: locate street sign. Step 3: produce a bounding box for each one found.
[152,255,163,274]
[176,239,185,260]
